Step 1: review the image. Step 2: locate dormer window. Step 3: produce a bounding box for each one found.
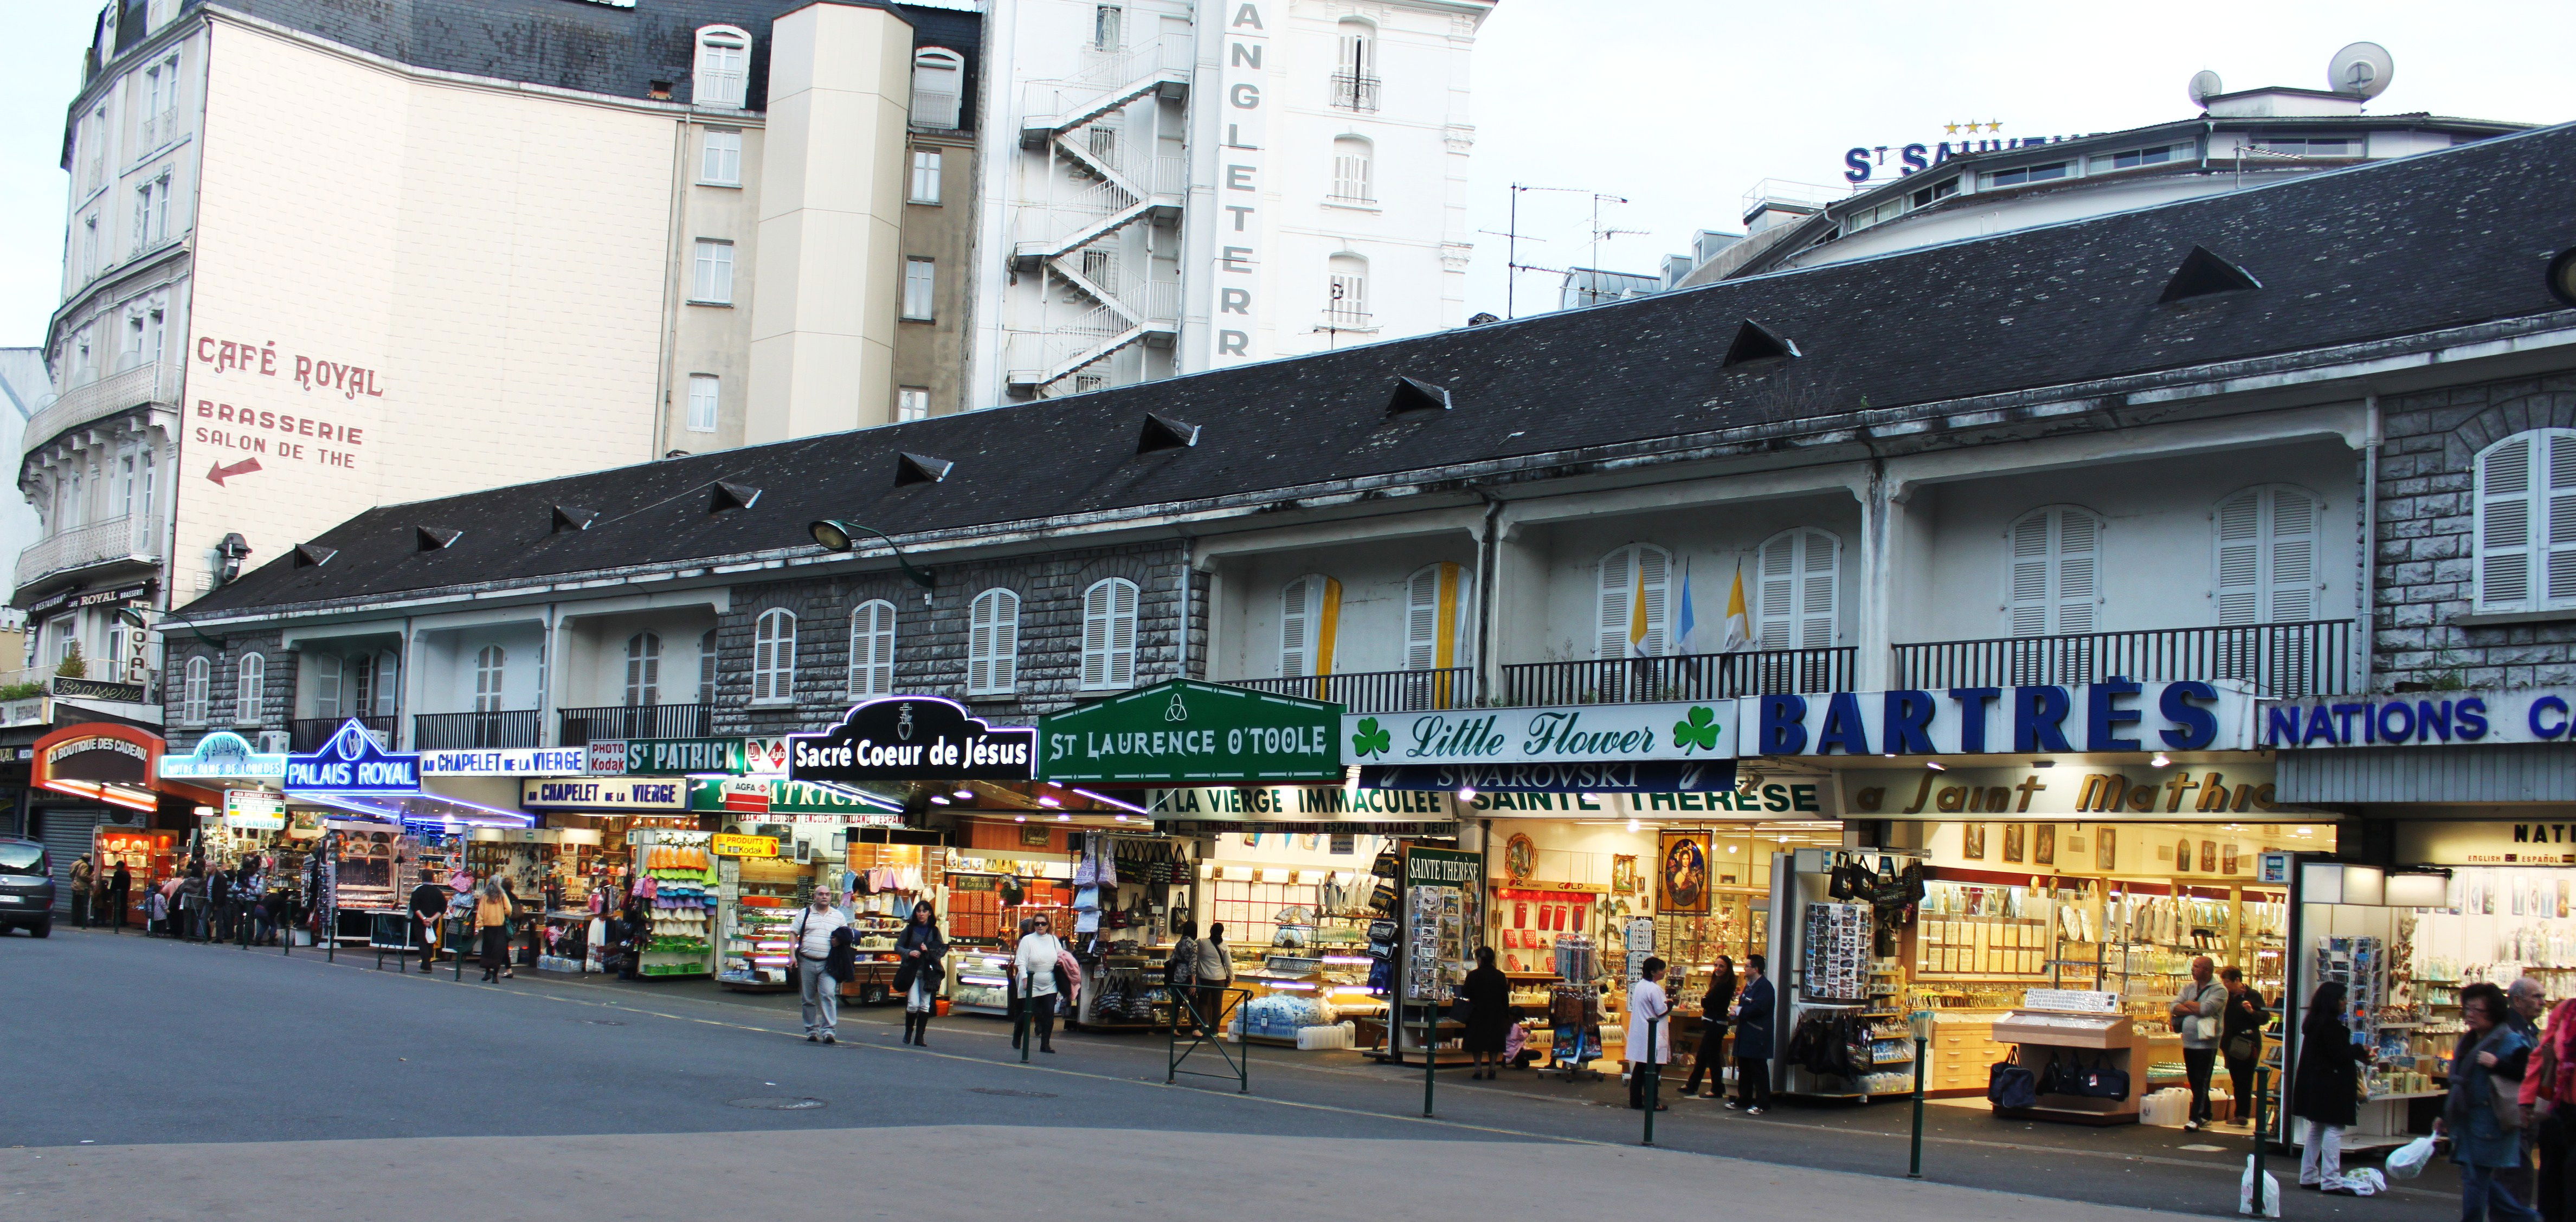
[694,27,750,110]
[911,48,964,130]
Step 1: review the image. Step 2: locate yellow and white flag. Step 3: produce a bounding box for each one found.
[1720,561,1753,652]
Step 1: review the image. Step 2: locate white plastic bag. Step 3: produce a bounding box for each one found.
[2240,1156,2281,1218]
[2342,1168,2388,1196]
[2386,1135,2436,1180]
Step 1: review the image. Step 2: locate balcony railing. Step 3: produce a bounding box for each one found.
[24,359,177,451]
[1890,620,2356,699]
[291,715,397,754]
[412,710,542,751]
[14,513,162,590]
[1502,648,1857,707]
[1231,667,1479,714]
[558,703,715,745]
[1330,70,1380,112]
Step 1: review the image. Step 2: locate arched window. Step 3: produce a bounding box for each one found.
[752,609,796,702]
[1080,578,1139,691]
[849,600,896,698]
[1595,545,1670,659]
[911,48,964,130]
[1326,253,1368,327]
[233,653,265,725]
[1330,136,1373,204]
[624,633,662,706]
[181,654,208,724]
[2475,429,2576,613]
[473,646,507,712]
[1332,18,1377,111]
[1755,529,1841,651]
[1407,562,1473,671]
[698,629,718,704]
[967,589,1020,696]
[693,26,750,109]
[2213,486,2321,624]
[2006,506,2102,637]
[1280,575,1341,677]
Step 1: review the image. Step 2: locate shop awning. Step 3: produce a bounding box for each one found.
[33,723,220,812]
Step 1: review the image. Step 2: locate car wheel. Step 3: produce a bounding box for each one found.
[31,919,50,938]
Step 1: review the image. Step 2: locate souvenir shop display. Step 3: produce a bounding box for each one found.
[633,829,717,978]
[1986,1005,2152,1124]
[1803,902,1871,1002]
[1070,834,1189,1031]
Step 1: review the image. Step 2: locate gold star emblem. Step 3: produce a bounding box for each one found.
[1988,120,2004,132]
[1944,122,1960,135]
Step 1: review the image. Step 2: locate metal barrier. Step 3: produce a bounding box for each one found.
[1166,986,1253,1092]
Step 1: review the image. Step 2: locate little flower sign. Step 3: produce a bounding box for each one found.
[1345,702,1740,769]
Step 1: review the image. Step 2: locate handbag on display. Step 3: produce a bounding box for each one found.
[2034,1051,2065,1097]
[1989,1051,2039,1110]
[2074,1051,2131,1101]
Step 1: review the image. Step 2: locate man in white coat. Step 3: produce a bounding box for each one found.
[1628,956,1672,1111]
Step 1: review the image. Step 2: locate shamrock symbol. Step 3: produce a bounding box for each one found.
[1351,717,1392,758]
[1672,705,1722,753]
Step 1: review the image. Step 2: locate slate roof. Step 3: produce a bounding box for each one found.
[184,121,2576,619]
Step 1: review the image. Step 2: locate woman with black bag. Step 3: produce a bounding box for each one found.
[1682,955,1737,1098]
[2292,980,2371,1193]
[1460,946,1510,1080]
[894,900,948,1046]
[1165,920,1200,1034]
[2219,967,2268,1129]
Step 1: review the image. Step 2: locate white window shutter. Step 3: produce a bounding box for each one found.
[1280,577,1311,677]
[849,602,894,698]
[314,654,341,719]
[1109,579,1137,687]
[1595,547,1631,660]
[2551,434,2576,605]
[1081,581,1112,689]
[1758,535,1795,651]
[2481,437,2534,610]
[968,594,994,693]
[2055,511,2098,635]
[1796,531,1838,649]
[2214,491,2262,626]
[991,591,1019,691]
[1407,566,1441,671]
[2268,489,2317,622]
[1634,546,1669,657]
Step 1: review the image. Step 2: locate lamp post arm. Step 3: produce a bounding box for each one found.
[838,525,937,591]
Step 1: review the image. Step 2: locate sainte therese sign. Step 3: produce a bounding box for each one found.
[1038,679,1341,784]
[789,696,1034,783]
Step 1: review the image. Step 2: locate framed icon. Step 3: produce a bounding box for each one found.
[2200,840,2218,872]
[1962,824,1987,860]
[1612,854,1638,895]
[2002,824,2025,864]
[2174,837,2193,875]
[1659,831,1711,915]
[2034,824,2056,867]
[2097,828,2117,872]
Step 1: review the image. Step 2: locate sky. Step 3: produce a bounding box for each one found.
[0,1,2571,353]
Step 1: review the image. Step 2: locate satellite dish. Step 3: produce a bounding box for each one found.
[2186,69,2224,107]
[2329,42,2394,99]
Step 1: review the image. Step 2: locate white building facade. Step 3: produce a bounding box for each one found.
[969,0,1488,405]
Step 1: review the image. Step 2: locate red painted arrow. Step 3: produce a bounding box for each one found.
[207,458,263,486]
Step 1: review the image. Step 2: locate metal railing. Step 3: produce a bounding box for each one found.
[291,715,397,753]
[1020,34,1193,128]
[1890,620,2356,698]
[1330,70,1380,112]
[24,359,178,449]
[14,513,162,589]
[1501,648,1856,707]
[558,703,714,745]
[411,710,542,750]
[1230,668,1479,713]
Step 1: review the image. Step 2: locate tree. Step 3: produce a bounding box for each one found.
[55,641,87,679]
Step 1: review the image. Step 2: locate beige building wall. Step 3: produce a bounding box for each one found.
[178,18,679,594]
[746,3,913,443]
[890,131,977,421]
[664,119,765,455]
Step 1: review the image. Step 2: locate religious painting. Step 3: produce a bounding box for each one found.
[1612,854,1639,895]
[2096,828,2117,872]
[2200,840,2218,872]
[2174,837,2193,874]
[2222,843,2239,876]
[2034,824,2056,867]
[1962,824,1986,861]
[2002,824,2025,864]
[1659,831,1711,915]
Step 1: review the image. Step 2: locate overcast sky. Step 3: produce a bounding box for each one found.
[2,1,2569,356]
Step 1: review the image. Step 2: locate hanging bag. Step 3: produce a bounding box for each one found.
[1989,1049,2039,1110]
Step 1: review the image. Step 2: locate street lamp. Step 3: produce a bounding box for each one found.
[807,520,936,592]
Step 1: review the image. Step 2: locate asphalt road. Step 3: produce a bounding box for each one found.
[1,928,2455,1221]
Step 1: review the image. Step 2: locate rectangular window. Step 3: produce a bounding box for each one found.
[2092,142,2189,172]
[692,239,735,304]
[909,149,942,204]
[143,299,164,365]
[2251,135,2362,158]
[85,105,107,189]
[121,310,144,370]
[687,374,719,433]
[1094,5,1123,50]
[901,257,935,321]
[896,387,930,422]
[1981,160,2070,188]
[132,175,169,252]
[152,54,180,142]
[701,128,742,185]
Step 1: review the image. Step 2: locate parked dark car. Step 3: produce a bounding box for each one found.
[0,839,55,936]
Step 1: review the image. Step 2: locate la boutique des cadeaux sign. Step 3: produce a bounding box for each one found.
[1039,679,1341,784]
[788,696,1034,783]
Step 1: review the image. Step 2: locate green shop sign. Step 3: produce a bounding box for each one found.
[590,736,793,776]
[688,777,906,817]
[1038,679,1342,783]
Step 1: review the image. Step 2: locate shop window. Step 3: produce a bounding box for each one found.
[624,633,662,706]
[1755,529,1840,651]
[233,653,265,725]
[1080,577,1138,691]
[1279,575,1339,678]
[1406,562,1471,671]
[967,588,1019,696]
[849,600,896,698]
[474,645,507,712]
[2005,506,2101,637]
[752,609,796,703]
[182,655,208,724]
[1595,544,1670,659]
[2213,486,2321,625]
[2474,429,2576,614]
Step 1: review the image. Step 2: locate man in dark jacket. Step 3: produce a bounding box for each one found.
[107,861,131,931]
[408,879,449,972]
[1729,954,1776,1115]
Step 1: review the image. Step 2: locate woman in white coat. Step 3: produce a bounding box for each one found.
[1014,916,1067,1054]
[1627,956,1672,1111]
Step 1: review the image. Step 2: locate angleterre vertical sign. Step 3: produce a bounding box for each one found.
[1209,1,1270,369]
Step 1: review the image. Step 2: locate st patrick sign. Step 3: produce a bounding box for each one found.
[1039,679,1341,784]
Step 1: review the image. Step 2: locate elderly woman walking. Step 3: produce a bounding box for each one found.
[2446,981,2542,1222]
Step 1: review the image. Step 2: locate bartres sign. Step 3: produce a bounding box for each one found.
[1750,681,2255,756]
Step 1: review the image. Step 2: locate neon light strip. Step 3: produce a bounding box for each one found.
[1068,787,1148,815]
[298,792,534,827]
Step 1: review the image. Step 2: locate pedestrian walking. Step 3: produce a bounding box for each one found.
[1015,916,1067,1054]
[207,866,233,943]
[179,864,207,941]
[67,855,92,928]
[1193,921,1232,1039]
[409,877,449,972]
[2445,981,2541,1222]
[2220,966,2268,1127]
[894,899,947,1046]
[1165,919,1201,1034]
[1627,956,1672,1111]
[1460,946,1510,1079]
[2292,981,2370,1192]
[1728,954,1775,1115]
[2515,977,2551,1204]
[791,890,852,1044]
[107,860,130,931]
[2532,998,2576,1222]
[1682,954,1737,1097]
[474,878,512,982]
[2169,954,2226,1131]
